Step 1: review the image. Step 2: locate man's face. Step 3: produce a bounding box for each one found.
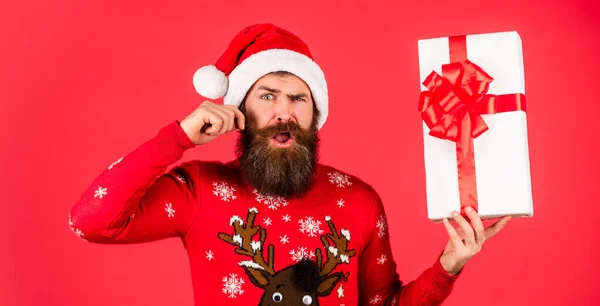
[244,72,315,141]
[236,72,320,198]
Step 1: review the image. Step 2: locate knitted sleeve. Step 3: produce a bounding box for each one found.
[357,192,459,306]
[68,121,200,243]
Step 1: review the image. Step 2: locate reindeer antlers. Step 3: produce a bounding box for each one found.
[315,216,356,277]
[218,208,276,275]
[218,212,354,280]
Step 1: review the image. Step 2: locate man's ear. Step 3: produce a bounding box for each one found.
[316,273,344,296]
[243,267,272,289]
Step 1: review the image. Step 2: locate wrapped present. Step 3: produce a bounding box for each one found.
[417,31,534,221]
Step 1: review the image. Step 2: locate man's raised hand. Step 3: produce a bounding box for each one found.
[180,101,245,145]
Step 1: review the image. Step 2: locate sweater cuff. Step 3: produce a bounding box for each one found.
[146,120,196,165]
[425,254,461,299]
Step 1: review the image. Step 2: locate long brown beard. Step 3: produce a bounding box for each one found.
[235,117,320,198]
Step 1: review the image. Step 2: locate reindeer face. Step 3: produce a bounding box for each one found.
[242,260,344,306]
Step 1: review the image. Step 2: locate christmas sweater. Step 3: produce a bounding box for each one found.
[69,120,459,306]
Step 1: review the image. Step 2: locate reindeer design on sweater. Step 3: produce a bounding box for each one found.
[218,208,356,306]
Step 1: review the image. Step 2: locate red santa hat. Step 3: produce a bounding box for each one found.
[192,23,329,129]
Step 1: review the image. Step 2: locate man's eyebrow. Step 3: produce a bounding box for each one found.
[256,86,280,93]
[288,93,308,99]
[288,93,308,98]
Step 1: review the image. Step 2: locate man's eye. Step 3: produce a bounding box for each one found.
[262,94,274,100]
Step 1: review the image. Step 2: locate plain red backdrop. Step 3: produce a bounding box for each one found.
[2,0,599,305]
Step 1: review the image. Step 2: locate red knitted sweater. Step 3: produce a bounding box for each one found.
[69,121,459,306]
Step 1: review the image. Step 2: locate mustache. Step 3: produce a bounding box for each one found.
[247,120,307,139]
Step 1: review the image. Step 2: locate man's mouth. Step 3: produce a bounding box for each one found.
[271,132,294,147]
[274,132,291,142]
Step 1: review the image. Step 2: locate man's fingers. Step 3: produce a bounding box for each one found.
[198,103,246,137]
[226,105,246,130]
[454,226,466,239]
[452,211,476,247]
[442,218,466,250]
[465,207,485,245]
[484,216,511,241]
[219,106,237,133]
[204,112,224,135]
[206,104,232,134]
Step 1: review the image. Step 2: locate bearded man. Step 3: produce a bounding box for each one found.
[70,23,510,306]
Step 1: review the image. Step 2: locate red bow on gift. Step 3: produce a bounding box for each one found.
[418,59,526,157]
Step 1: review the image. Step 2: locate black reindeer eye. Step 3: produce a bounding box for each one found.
[302,295,313,305]
[272,292,283,302]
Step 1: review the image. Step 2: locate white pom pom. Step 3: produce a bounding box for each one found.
[193,65,228,99]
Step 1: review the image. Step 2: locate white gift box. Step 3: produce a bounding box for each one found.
[417,31,534,221]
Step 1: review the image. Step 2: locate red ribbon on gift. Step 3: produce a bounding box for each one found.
[418,35,526,215]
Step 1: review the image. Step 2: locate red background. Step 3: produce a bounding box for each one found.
[2,0,599,305]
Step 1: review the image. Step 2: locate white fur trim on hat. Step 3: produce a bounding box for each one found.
[193,65,228,99]
[223,49,329,129]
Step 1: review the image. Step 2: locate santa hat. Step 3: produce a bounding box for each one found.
[192,23,329,129]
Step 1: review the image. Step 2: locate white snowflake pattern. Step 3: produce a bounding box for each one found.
[177,175,186,183]
[289,247,316,262]
[206,250,214,261]
[280,235,289,244]
[263,217,272,226]
[222,273,245,298]
[73,228,84,237]
[298,216,324,237]
[165,203,175,218]
[377,254,388,265]
[68,215,84,238]
[108,157,123,169]
[376,214,387,238]
[337,283,345,298]
[391,294,398,305]
[94,187,107,198]
[282,214,291,223]
[213,181,237,202]
[328,171,352,188]
[253,189,288,210]
[337,199,345,208]
[369,295,383,304]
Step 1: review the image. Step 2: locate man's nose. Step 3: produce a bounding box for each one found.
[274,101,292,123]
